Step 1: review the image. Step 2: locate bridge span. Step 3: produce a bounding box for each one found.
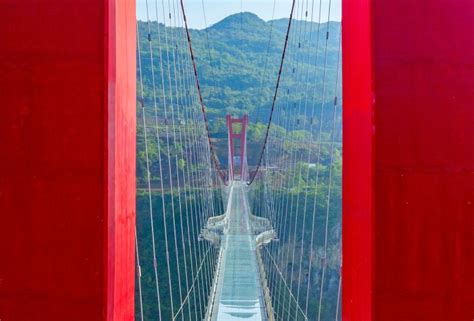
[202,182,276,321]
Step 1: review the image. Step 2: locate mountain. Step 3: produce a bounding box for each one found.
[135,14,342,321]
[208,12,268,32]
[137,13,341,124]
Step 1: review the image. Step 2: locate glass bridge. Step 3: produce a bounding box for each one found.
[209,182,267,321]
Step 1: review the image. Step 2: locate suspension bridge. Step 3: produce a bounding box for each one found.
[1,0,473,321]
[134,0,343,318]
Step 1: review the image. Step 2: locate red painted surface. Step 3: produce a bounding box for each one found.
[226,115,249,180]
[342,0,375,319]
[343,0,474,320]
[0,1,136,320]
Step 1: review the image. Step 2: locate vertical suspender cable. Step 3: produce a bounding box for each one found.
[317,22,341,321]
[144,0,176,315]
[137,19,164,321]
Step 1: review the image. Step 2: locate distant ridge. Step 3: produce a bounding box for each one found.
[137,12,340,34]
[137,13,341,118]
[136,12,340,32]
[208,12,267,31]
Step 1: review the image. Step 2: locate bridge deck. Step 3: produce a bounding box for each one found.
[210,182,267,321]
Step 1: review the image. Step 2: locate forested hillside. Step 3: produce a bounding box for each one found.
[136,12,342,321]
[137,13,341,181]
[138,13,340,121]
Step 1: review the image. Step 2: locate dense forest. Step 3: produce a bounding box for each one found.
[136,12,342,320]
[137,12,341,183]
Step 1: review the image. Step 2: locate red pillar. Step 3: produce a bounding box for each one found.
[342,0,374,319]
[226,115,235,180]
[240,115,249,180]
[0,1,136,321]
[343,0,474,320]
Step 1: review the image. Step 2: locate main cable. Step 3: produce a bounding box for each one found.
[248,0,297,185]
[179,0,228,184]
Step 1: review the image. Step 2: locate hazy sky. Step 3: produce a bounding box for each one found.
[136,0,341,29]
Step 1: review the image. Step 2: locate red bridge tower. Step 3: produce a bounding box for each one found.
[226,114,249,181]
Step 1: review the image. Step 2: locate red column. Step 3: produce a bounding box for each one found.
[240,115,248,180]
[343,0,474,320]
[342,0,374,319]
[0,1,136,321]
[226,115,234,180]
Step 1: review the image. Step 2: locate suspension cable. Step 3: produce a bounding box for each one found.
[173,245,213,320]
[256,0,278,124]
[136,19,164,321]
[317,19,341,321]
[179,0,228,184]
[263,246,309,320]
[247,0,297,185]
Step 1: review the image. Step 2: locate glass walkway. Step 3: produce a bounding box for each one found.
[209,182,267,321]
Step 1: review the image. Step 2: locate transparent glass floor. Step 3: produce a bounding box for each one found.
[211,182,267,321]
